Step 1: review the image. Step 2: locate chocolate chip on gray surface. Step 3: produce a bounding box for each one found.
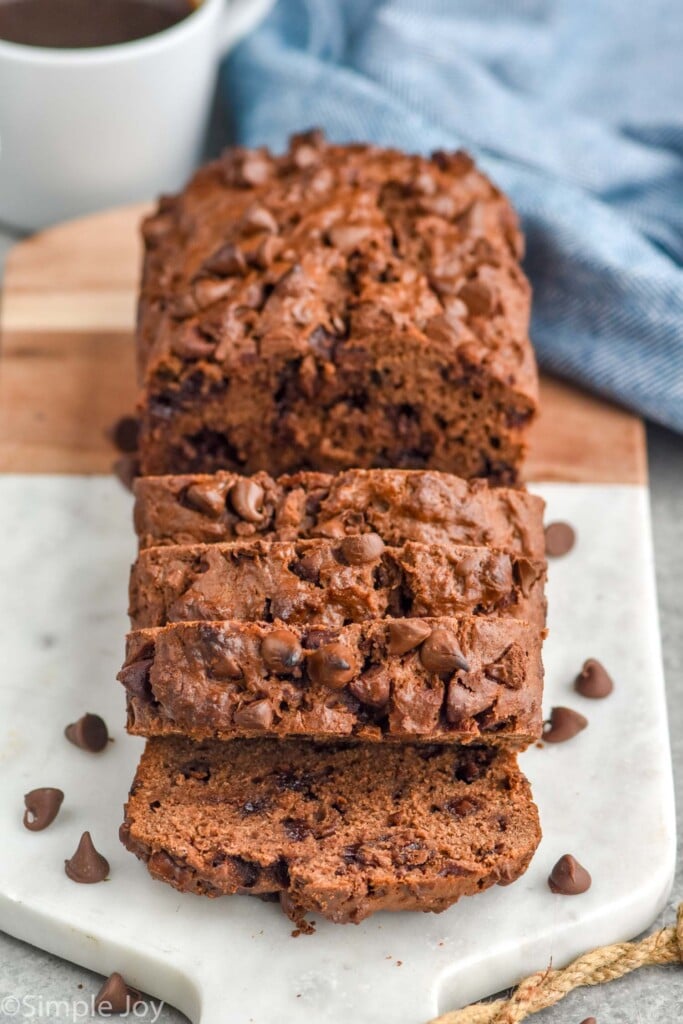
[65,713,109,753]
[548,854,591,895]
[544,521,576,557]
[229,479,265,522]
[23,788,64,831]
[419,629,470,675]
[95,972,141,1015]
[579,1018,597,1024]
[233,700,274,731]
[261,629,303,674]
[574,658,614,699]
[108,415,139,454]
[338,532,385,565]
[112,454,138,492]
[308,642,357,689]
[543,706,588,744]
[386,619,432,656]
[65,831,110,883]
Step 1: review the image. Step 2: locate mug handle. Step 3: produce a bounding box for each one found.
[218,0,275,52]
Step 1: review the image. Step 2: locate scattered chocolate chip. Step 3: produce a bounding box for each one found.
[65,831,110,883]
[118,658,153,698]
[548,854,591,895]
[419,629,470,675]
[349,666,391,708]
[579,1019,597,1024]
[95,973,141,1015]
[184,480,227,517]
[233,699,274,731]
[65,713,109,753]
[107,415,139,454]
[229,479,265,522]
[261,629,303,674]
[574,658,614,699]
[23,788,64,831]
[387,619,432,656]
[544,521,576,557]
[338,533,385,565]
[202,242,247,277]
[543,706,588,743]
[308,642,357,689]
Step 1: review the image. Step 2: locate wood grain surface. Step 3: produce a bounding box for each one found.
[0,204,646,483]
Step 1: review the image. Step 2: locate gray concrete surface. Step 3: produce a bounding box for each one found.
[0,225,681,1021]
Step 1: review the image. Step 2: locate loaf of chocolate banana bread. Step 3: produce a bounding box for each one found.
[133,468,545,557]
[120,616,544,747]
[120,737,541,924]
[136,133,537,481]
[129,538,546,630]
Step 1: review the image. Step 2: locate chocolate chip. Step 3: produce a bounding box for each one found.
[95,973,141,1015]
[458,279,496,316]
[579,1018,597,1024]
[420,629,470,675]
[65,713,109,753]
[229,479,265,522]
[23,788,64,831]
[238,153,273,186]
[107,415,139,454]
[545,521,576,557]
[543,706,588,743]
[112,454,138,492]
[444,796,480,818]
[202,242,247,277]
[308,642,357,689]
[118,658,153,698]
[338,533,385,565]
[514,557,542,597]
[233,699,274,731]
[574,658,614,699]
[349,667,391,708]
[184,480,227,518]
[65,831,110,883]
[261,629,303,674]
[387,619,432,656]
[548,854,591,895]
[206,648,243,680]
[170,326,215,359]
[241,204,278,235]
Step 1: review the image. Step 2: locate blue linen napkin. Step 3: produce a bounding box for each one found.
[222,0,683,430]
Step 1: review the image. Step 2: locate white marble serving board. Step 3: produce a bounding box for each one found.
[0,475,675,1024]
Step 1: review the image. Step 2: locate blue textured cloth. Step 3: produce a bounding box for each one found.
[222,0,683,430]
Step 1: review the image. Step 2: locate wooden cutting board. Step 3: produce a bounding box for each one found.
[0,206,672,1024]
[0,203,646,483]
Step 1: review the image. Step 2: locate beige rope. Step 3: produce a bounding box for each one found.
[429,904,683,1024]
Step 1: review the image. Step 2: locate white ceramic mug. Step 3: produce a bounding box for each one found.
[0,0,273,231]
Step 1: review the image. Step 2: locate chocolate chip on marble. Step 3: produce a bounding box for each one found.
[548,854,591,895]
[65,713,109,753]
[544,521,576,557]
[420,629,470,675]
[543,706,588,744]
[117,658,153,698]
[229,479,265,522]
[349,666,391,708]
[95,972,141,1015]
[338,532,385,565]
[202,242,247,277]
[308,642,357,689]
[233,699,274,731]
[107,415,139,454]
[574,658,614,699]
[23,788,64,831]
[65,831,110,884]
[387,619,432,656]
[261,629,303,674]
[579,1018,597,1024]
[184,480,227,518]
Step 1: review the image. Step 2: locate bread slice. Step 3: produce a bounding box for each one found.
[136,137,537,482]
[133,468,545,556]
[120,737,541,925]
[129,537,546,630]
[120,616,543,747]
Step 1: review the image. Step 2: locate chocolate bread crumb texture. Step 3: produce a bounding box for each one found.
[120,737,541,924]
[136,135,537,481]
[129,537,547,630]
[120,616,543,747]
[133,468,546,556]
